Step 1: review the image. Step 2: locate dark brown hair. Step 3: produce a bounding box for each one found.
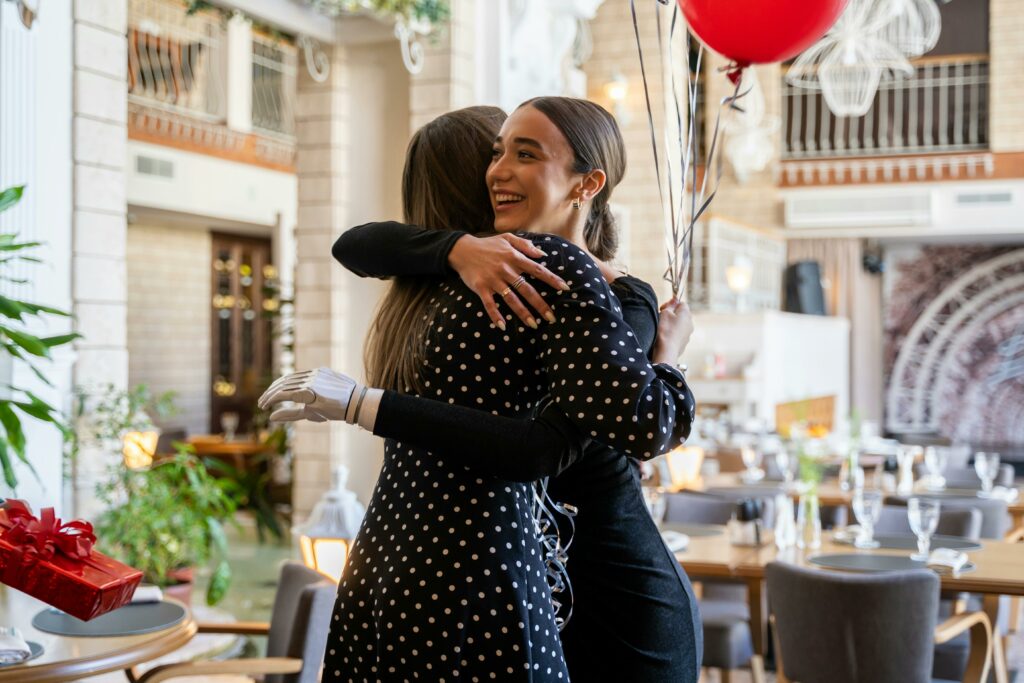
[365,106,507,392]
[520,97,626,261]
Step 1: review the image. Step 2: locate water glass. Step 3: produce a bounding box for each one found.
[907,497,941,561]
[923,446,949,490]
[774,449,794,487]
[642,486,666,526]
[741,447,764,482]
[973,452,1000,494]
[852,489,883,549]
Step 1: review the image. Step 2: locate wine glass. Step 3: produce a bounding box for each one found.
[973,452,1000,495]
[220,411,240,441]
[923,446,949,490]
[774,448,794,488]
[642,486,666,527]
[907,497,941,561]
[741,447,764,483]
[852,489,883,549]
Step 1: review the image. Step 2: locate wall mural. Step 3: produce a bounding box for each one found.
[885,245,1024,449]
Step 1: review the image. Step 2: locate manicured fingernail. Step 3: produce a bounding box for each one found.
[535,249,548,256]
[544,312,556,323]
[560,282,571,291]
[496,320,506,332]
[527,318,538,330]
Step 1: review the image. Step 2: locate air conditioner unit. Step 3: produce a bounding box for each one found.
[785,190,932,229]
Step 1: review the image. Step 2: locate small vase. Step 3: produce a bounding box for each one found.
[796,493,821,550]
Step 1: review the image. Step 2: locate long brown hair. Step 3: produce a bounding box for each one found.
[520,97,626,261]
[365,106,506,392]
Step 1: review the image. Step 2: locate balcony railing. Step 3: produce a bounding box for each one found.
[128,0,227,122]
[252,32,298,137]
[782,54,989,160]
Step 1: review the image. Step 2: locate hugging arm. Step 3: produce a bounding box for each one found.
[528,235,695,459]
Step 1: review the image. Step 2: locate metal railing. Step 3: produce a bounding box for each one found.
[252,33,298,137]
[128,0,227,122]
[782,54,989,160]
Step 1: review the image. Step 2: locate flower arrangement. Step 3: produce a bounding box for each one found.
[305,0,450,28]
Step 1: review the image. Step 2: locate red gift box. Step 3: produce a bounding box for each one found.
[0,500,143,621]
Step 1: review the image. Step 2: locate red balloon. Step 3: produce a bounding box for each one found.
[678,0,849,66]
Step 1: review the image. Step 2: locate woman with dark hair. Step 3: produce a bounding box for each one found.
[262,100,700,681]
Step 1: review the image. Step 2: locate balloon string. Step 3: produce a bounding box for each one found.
[629,0,667,257]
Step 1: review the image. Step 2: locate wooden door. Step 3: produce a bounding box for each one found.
[210,233,277,434]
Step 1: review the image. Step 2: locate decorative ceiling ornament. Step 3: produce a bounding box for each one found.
[786,0,913,117]
[878,0,941,57]
[302,0,448,75]
[297,35,331,83]
[724,69,780,183]
[4,0,38,28]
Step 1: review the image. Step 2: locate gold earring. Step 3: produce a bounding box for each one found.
[572,197,582,210]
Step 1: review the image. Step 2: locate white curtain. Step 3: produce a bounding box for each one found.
[787,238,885,422]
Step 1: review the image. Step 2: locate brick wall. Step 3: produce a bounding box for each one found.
[126,224,211,436]
[990,0,1024,152]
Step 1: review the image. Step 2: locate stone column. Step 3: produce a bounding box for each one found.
[70,0,130,518]
[291,42,355,519]
[409,0,476,130]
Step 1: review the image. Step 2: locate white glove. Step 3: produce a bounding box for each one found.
[258,368,362,423]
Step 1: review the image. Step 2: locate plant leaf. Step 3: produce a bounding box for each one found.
[3,328,50,358]
[38,333,80,347]
[0,402,27,462]
[0,297,27,321]
[0,437,16,489]
[207,517,228,556]
[0,186,23,214]
[206,560,231,606]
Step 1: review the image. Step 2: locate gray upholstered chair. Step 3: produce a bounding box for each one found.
[884,496,1009,541]
[664,491,764,683]
[766,562,992,683]
[874,505,982,539]
[131,562,337,683]
[941,464,1015,490]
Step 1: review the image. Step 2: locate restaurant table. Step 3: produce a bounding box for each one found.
[0,587,197,682]
[186,435,276,472]
[673,525,1024,683]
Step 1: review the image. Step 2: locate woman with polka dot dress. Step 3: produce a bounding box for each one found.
[261,100,698,682]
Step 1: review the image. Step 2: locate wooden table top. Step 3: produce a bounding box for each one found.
[186,436,275,456]
[0,587,197,682]
[673,525,1024,597]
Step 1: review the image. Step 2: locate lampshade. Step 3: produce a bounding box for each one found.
[122,430,159,470]
[665,445,705,490]
[295,465,365,582]
[725,256,754,294]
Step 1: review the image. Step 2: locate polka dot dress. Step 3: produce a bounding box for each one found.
[323,235,693,682]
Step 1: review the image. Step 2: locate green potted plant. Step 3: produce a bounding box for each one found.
[96,444,238,605]
[0,185,79,491]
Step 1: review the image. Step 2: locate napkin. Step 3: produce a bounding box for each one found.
[983,486,1020,503]
[0,627,30,664]
[927,548,969,574]
[832,525,862,545]
[131,584,164,604]
[661,530,690,553]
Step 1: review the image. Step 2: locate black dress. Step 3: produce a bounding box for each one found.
[332,224,703,682]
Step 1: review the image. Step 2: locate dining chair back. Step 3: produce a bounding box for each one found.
[885,496,1009,540]
[767,562,940,683]
[874,505,982,539]
[265,562,338,683]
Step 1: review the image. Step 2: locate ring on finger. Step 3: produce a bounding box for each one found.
[510,276,527,291]
[499,287,513,298]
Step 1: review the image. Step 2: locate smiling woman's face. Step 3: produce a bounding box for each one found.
[485,105,581,236]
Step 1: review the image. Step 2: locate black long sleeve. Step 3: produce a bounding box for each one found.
[332,221,466,279]
[373,391,589,482]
